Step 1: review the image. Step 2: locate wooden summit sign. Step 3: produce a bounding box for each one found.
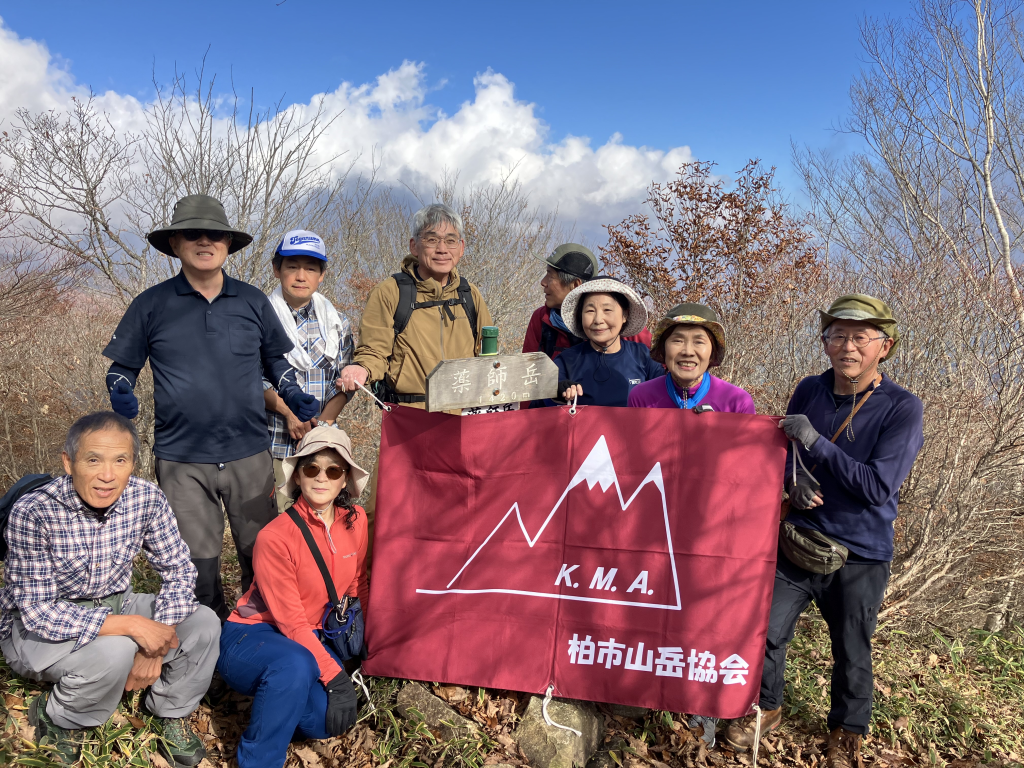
[425,352,559,413]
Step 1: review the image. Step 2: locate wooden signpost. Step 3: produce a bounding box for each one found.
[425,352,559,413]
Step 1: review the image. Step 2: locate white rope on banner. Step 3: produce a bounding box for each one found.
[751,702,763,767]
[351,669,376,712]
[542,685,581,737]
[356,381,392,412]
[568,394,578,416]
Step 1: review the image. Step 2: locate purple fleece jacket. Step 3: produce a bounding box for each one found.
[627,373,756,414]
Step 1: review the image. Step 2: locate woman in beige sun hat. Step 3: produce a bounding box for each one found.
[218,426,371,764]
[547,277,665,407]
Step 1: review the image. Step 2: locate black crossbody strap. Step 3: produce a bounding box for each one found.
[285,506,341,607]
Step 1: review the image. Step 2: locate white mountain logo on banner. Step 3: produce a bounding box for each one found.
[416,436,682,610]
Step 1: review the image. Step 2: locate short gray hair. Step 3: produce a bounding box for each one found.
[554,269,583,288]
[411,204,464,240]
[64,412,140,465]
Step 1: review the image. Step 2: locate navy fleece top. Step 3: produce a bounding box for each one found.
[785,369,924,561]
[550,340,664,407]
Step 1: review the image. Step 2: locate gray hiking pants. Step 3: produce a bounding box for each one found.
[0,592,220,730]
[156,451,277,619]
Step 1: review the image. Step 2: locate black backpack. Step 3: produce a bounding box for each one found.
[0,474,54,560]
[540,323,586,359]
[369,273,481,406]
[391,272,478,341]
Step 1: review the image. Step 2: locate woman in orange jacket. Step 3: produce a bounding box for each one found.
[217,427,369,768]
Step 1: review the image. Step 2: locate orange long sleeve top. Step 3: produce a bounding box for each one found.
[227,495,369,684]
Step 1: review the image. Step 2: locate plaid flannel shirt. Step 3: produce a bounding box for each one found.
[0,475,198,650]
[264,302,354,459]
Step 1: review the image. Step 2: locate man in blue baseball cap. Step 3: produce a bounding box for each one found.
[263,229,354,513]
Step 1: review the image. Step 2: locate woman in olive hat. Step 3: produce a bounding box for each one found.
[628,303,755,413]
[218,426,370,768]
[548,277,664,407]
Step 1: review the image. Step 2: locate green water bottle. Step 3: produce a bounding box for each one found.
[481,326,499,356]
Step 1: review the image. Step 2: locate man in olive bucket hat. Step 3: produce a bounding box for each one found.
[724,294,923,768]
[103,195,321,619]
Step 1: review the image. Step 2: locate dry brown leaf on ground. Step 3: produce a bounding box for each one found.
[293,745,323,768]
[4,694,25,710]
[628,737,649,757]
[496,733,516,750]
[14,711,35,745]
[436,685,471,704]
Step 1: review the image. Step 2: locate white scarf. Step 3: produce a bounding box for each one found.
[269,286,344,372]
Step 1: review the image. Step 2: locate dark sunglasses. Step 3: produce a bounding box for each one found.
[300,464,345,480]
[178,229,232,243]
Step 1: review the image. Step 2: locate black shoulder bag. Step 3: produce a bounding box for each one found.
[285,506,366,660]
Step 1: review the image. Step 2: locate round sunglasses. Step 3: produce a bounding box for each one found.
[300,463,346,480]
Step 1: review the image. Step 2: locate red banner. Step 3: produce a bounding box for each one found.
[362,404,787,719]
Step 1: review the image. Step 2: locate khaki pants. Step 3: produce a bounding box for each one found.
[272,458,293,515]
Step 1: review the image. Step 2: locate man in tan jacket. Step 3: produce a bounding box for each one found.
[338,203,492,553]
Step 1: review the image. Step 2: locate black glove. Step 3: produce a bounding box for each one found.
[109,381,139,419]
[557,379,581,403]
[282,387,320,422]
[324,670,358,736]
[788,483,821,510]
[780,414,820,450]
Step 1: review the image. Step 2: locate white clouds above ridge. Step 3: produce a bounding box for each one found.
[0,19,693,233]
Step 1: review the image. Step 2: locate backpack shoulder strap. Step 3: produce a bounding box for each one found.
[285,506,341,607]
[391,272,417,337]
[540,323,557,357]
[458,277,478,342]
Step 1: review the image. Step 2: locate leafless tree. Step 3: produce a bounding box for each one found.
[796,0,1024,627]
[0,66,355,304]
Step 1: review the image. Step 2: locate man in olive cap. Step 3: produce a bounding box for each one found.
[724,294,924,768]
[103,195,319,619]
[522,243,651,360]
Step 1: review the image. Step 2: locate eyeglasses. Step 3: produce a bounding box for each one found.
[419,234,462,249]
[179,229,232,243]
[300,464,345,480]
[823,332,887,349]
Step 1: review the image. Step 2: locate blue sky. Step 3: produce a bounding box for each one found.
[0,0,904,229]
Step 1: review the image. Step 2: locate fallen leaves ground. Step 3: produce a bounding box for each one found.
[4,617,1024,768]
[3,554,1024,767]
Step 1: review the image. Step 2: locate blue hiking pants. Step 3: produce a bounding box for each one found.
[218,621,341,768]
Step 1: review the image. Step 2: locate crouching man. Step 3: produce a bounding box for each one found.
[0,412,220,768]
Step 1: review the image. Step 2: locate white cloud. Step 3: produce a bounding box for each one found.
[0,20,692,235]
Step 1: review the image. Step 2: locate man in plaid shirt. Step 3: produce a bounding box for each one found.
[0,412,219,767]
[263,229,355,512]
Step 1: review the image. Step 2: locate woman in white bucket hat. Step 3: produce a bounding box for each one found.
[217,426,370,767]
[547,277,664,407]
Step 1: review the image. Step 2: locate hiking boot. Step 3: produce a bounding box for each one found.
[721,706,782,752]
[27,692,82,766]
[154,717,206,768]
[204,670,229,705]
[826,727,864,768]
